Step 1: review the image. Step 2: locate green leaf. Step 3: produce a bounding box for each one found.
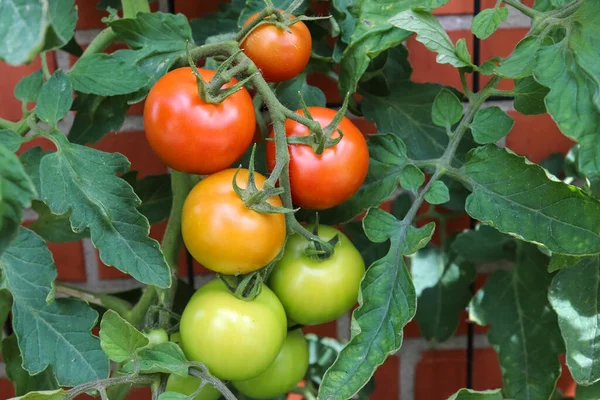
[238,0,309,26]
[452,224,515,263]
[471,7,508,40]
[447,388,503,400]
[43,0,77,51]
[0,129,24,152]
[100,310,149,362]
[14,70,44,103]
[110,12,192,51]
[389,10,474,69]
[125,342,188,376]
[191,0,244,45]
[464,145,600,256]
[413,246,475,343]
[3,335,58,395]
[318,134,411,224]
[548,254,583,272]
[399,165,424,193]
[432,88,463,129]
[0,290,10,331]
[343,221,389,269]
[549,255,600,385]
[319,208,423,399]
[69,53,148,96]
[513,77,549,115]
[495,36,541,79]
[275,72,326,110]
[470,243,563,400]
[0,144,37,255]
[40,132,171,287]
[0,227,109,386]
[470,106,514,144]
[455,38,472,66]
[69,93,129,145]
[30,201,89,243]
[577,381,600,400]
[11,389,66,400]
[424,180,450,205]
[0,0,48,65]
[35,70,73,127]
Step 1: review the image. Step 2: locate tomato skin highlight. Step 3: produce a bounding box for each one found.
[179,279,288,381]
[241,13,312,82]
[144,329,168,346]
[233,329,309,399]
[268,225,365,326]
[143,67,255,174]
[182,168,286,275]
[266,107,369,210]
[166,375,222,400]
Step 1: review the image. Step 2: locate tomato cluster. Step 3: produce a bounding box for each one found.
[142,10,369,398]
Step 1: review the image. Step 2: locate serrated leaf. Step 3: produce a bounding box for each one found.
[0,227,109,386]
[110,12,192,51]
[549,255,600,385]
[11,389,66,400]
[470,106,514,144]
[43,0,77,51]
[470,243,563,400]
[69,53,148,96]
[191,0,244,45]
[513,76,549,115]
[399,165,424,192]
[424,180,450,205]
[452,224,516,263]
[389,10,474,69]
[447,388,503,400]
[432,88,463,129]
[465,145,600,256]
[577,381,600,400]
[548,254,583,272]
[35,70,72,127]
[317,134,411,224]
[238,0,309,26]
[40,132,171,287]
[0,144,37,255]
[69,93,129,145]
[129,173,172,224]
[495,36,541,79]
[124,342,188,376]
[275,72,326,110]
[100,310,149,362]
[0,0,48,65]
[319,208,423,399]
[30,201,89,243]
[14,70,44,103]
[455,38,472,65]
[19,146,47,195]
[413,246,475,343]
[3,335,58,395]
[471,7,508,40]
[0,129,24,152]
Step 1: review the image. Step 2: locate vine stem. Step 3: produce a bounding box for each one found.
[55,284,132,317]
[40,52,51,80]
[81,28,119,58]
[502,0,541,19]
[64,374,155,400]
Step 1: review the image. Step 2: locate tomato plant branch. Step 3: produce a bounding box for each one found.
[55,283,133,317]
[63,373,156,400]
[502,0,541,19]
[188,364,237,400]
[81,27,119,58]
[40,52,51,80]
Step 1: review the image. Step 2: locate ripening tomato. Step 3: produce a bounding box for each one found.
[268,225,365,326]
[182,168,286,275]
[166,375,222,400]
[179,279,287,381]
[143,67,255,174]
[266,107,369,210]
[241,13,312,82]
[144,329,168,346]
[233,329,309,399]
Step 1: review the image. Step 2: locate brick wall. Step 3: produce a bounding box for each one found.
[0,0,577,399]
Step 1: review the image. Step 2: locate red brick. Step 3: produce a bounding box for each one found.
[307,73,341,105]
[557,354,576,398]
[480,28,529,91]
[16,137,57,155]
[0,379,15,400]
[408,31,473,91]
[173,0,224,19]
[50,241,87,282]
[177,248,214,276]
[303,320,337,338]
[0,53,57,122]
[434,0,474,15]
[76,1,160,30]
[372,355,400,400]
[350,117,377,135]
[125,387,152,399]
[505,112,574,163]
[93,131,168,177]
[415,348,502,400]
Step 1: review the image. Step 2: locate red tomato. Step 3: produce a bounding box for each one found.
[241,13,312,82]
[143,67,255,174]
[266,107,369,210]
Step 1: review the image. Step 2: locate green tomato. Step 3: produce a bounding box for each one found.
[166,374,221,400]
[233,329,309,399]
[145,328,169,346]
[170,331,181,345]
[180,279,287,381]
[268,225,365,326]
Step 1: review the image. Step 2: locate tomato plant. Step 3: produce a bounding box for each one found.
[144,67,255,175]
[266,107,369,210]
[2,0,600,400]
[269,224,365,325]
[179,279,287,381]
[233,329,309,399]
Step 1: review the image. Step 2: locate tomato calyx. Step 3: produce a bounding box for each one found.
[303,223,339,260]
[233,145,295,214]
[221,272,263,300]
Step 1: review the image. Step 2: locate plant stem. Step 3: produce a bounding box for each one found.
[40,52,51,80]
[0,118,18,131]
[64,374,155,400]
[189,367,237,400]
[55,284,132,317]
[502,0,541,19]
[127,286,157,327]
[81,28,119,58]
